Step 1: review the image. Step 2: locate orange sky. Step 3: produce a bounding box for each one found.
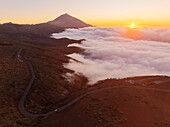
[88,20,170,27]
[1,0,170,26]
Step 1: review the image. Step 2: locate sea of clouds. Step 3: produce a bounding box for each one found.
[52,27,170,84]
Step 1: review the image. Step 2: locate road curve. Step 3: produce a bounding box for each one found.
[15,48,22,60]
[16,48,46,118]
[15,48,170,118]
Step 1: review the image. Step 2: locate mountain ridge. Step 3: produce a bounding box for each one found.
[0,13,92,38]
[47,13,92,28]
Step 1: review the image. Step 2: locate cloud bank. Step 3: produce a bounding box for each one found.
[122,27,170,43]
[53,27,170,84]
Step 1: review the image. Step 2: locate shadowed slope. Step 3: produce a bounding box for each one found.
[48,13,92,28]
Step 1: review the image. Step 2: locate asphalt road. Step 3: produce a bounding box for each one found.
[16,48,45,118]
[15,48,170,118]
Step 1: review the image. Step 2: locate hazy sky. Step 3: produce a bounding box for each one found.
[1,0,170,26]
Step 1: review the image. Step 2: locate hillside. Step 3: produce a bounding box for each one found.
[0,35,87,127]
[0,23,64,38]
[41,77,170,127]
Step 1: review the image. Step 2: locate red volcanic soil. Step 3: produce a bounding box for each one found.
[0,27,169,127]
[0,35,87,126]
[41,77,170,127]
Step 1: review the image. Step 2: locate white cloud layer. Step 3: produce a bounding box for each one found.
[122,27,170,43]
[52,27,170,84]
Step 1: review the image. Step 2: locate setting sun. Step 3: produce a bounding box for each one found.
[130,23,136,28]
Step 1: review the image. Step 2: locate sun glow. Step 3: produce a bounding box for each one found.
[130,23,136,28]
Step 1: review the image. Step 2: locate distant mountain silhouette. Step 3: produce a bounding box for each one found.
[47,13,92,28]
[0,23,64,38]
[0,13,92,39]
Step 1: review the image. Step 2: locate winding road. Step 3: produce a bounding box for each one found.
[15,48,170,118]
